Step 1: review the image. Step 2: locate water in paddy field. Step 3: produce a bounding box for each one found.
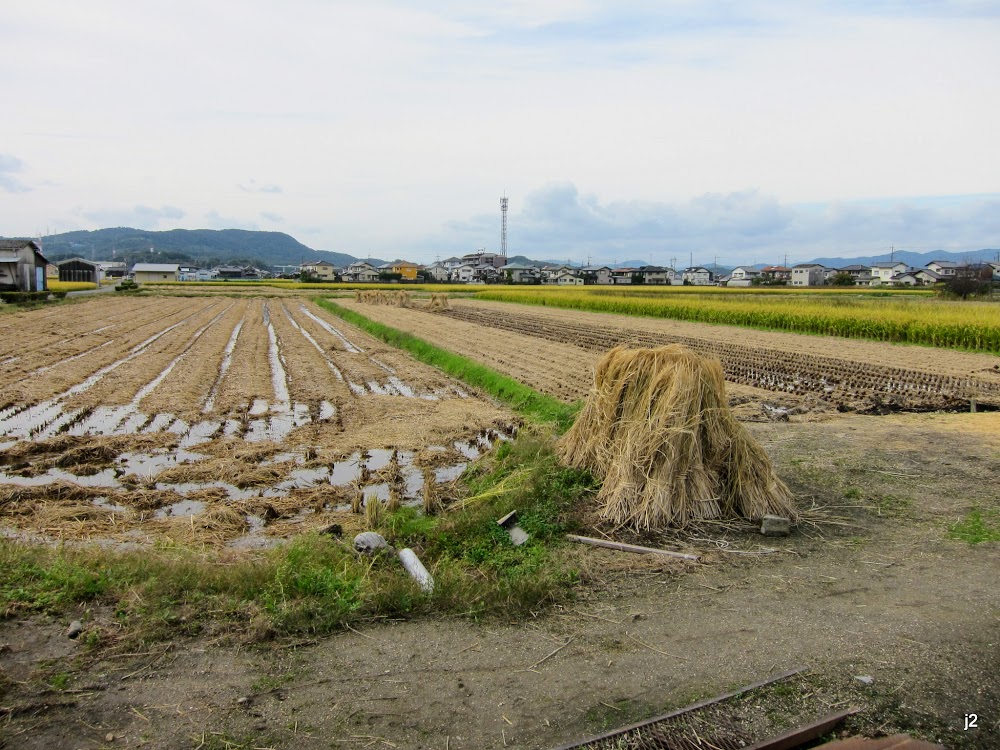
[0,428,516,548]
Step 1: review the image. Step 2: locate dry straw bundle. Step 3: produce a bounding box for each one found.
[427,293,450,311]
[559,344,796,530]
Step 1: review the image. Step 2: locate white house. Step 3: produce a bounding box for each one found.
[453,264,476,283]
[424,263,451,282]
[301,260,337,281]
[729,266,761,287]
[499,263,538,284]
[682,267,714,285]
[554,271,583,285]
[791,264,826,287]
[870,262,909,285]
[925,260,957,277]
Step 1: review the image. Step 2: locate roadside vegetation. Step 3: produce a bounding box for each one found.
[473,288,1000,353]
[0,430,593,645]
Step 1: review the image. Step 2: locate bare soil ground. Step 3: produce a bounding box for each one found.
[0,296,997,749]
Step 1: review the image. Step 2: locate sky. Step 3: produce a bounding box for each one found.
[2,0,999,266]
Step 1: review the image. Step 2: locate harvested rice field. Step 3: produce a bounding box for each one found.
[1,292,998,750]
[338,297,1000,414]
[0,296,514,547]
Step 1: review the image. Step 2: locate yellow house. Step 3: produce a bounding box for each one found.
[390,261,420,281]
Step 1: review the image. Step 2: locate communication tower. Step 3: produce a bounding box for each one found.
[500,196,509,259]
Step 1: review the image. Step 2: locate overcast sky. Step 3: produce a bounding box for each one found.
[3,1,999,265]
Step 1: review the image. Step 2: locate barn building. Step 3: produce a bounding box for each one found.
[0,238,49,292]
[57,257,101,285]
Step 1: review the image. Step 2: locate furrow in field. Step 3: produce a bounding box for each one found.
[133,300,249,422]
[2,297,208,403]
[0,296,195,377]
[336,300,595,403]
[208,300,275,417]
[272,301,354,407]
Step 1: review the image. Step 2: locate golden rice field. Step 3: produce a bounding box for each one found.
[473,287,1000,353]
[45,280,97,292]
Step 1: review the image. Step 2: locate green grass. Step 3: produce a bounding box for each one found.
[0,431,595,644]
[315,297,580,430]
[948,509,1000,544]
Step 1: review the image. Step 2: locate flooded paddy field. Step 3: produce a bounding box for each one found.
[0,296,515,547]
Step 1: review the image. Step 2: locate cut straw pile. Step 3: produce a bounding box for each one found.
[426,293,450,311]
[559,344,796,530]
[355,290,412,308]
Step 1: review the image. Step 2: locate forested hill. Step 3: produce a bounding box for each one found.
[37,228,373,269]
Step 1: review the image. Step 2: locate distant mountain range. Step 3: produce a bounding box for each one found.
[800,248,999,269]
[23,227,1000,273]
[32,228,386,270]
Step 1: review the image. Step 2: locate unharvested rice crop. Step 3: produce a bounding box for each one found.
[475,288,1000,353]
[559,344,796,530]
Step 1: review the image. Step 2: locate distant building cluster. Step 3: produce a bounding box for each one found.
[5,233,997,293]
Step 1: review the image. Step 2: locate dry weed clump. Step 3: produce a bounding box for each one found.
[426,293,450,311]
[559,344,796,530]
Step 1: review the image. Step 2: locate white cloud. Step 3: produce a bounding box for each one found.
[0,1,996,261]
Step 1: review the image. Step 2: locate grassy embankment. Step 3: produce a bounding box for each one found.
[474,288,1000,353]
[0,304,588,646]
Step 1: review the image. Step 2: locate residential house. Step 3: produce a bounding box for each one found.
[988,261,1000,281]
[870,261,909,285]
[553,271,583,286]
[728,266,761,287]
[579,265,612,285]
[461,250,506,269]
[452,264,476,283]
[760,265,791,283]
[424,263,451,282]
[440,256,464,271]
[682,267,714,285]
[57,258,101,285]
[637,265,676,285]
[390,261,421,281]
[301,260,337,281]
[132,263,179,283]
[344,261,379,283]
[791,264,826,287]
[925,260,957,277]
[0,238,49,292]
[609,267,636,285]
[499,263,539,284]
[910,269,945,285]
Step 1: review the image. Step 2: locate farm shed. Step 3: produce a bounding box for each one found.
[57,257,101,284]
[132,263,179,283]
[0,238,49,292]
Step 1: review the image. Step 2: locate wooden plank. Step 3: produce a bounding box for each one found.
[565,534,700,561]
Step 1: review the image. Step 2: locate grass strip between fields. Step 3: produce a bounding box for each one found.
[315,297,580,430]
